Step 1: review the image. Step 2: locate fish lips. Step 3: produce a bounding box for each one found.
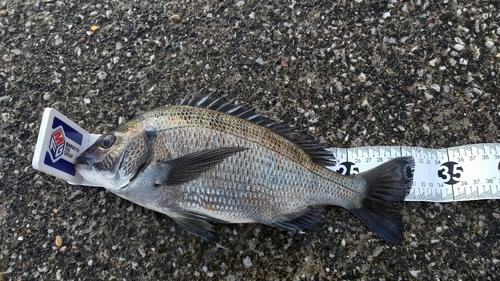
[74,153,98,179]
[74,151,124,189]
[75,154,95,166]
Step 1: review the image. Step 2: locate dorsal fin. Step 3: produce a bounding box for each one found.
[179,90,336,167]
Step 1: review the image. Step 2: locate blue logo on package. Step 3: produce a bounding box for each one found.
[44,117,83,176]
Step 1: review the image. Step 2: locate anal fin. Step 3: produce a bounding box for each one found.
[273,207,324,232]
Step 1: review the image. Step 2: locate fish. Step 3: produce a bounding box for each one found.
[75,92,414,245]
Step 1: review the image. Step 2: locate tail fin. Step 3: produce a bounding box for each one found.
[348,156,414,245]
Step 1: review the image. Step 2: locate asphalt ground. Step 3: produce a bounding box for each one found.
[1,0,499,280]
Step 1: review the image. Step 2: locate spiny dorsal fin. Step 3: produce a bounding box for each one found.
[179,90,336,166]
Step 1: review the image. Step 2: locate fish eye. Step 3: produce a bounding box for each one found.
[99,134,116,149]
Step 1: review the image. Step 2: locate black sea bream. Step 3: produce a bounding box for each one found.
[75,93,414,244]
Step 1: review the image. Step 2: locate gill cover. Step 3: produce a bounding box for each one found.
[75,129,155,190]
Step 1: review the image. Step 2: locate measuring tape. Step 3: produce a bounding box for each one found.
[327,144,500,202]
[33,108,500,202]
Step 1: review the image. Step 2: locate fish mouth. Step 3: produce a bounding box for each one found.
[74,155,95,166]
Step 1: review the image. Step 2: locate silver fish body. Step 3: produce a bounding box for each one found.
[75,93,414,244]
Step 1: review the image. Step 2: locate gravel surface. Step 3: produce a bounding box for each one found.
[1,0,500,280]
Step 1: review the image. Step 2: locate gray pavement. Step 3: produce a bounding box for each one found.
[1,0,499,280]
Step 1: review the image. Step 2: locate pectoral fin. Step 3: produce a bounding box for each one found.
[166,209,224,243]
[156,147,246,186]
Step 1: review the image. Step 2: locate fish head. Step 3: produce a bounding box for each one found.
[75,122,154,190]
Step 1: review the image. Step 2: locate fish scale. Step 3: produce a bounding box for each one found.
[154,127,341,222]
[75,93,414,244]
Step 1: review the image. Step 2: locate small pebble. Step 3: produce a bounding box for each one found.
[400,36,411,44]
[422,124,430,133]
[97,71,107,80]
[54,36,63,46]
[453,44,465,51]
[170,15,181,22]
[430,84,441,92]
[473,224,481,233]
[2,113,10,122]
[55,235,63,247]
[91,25,100,32]
[401,4,409,13]
[242,256,252,268]
[409,270,421,277]
[357,72,366,82]
[138,248,146,258]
